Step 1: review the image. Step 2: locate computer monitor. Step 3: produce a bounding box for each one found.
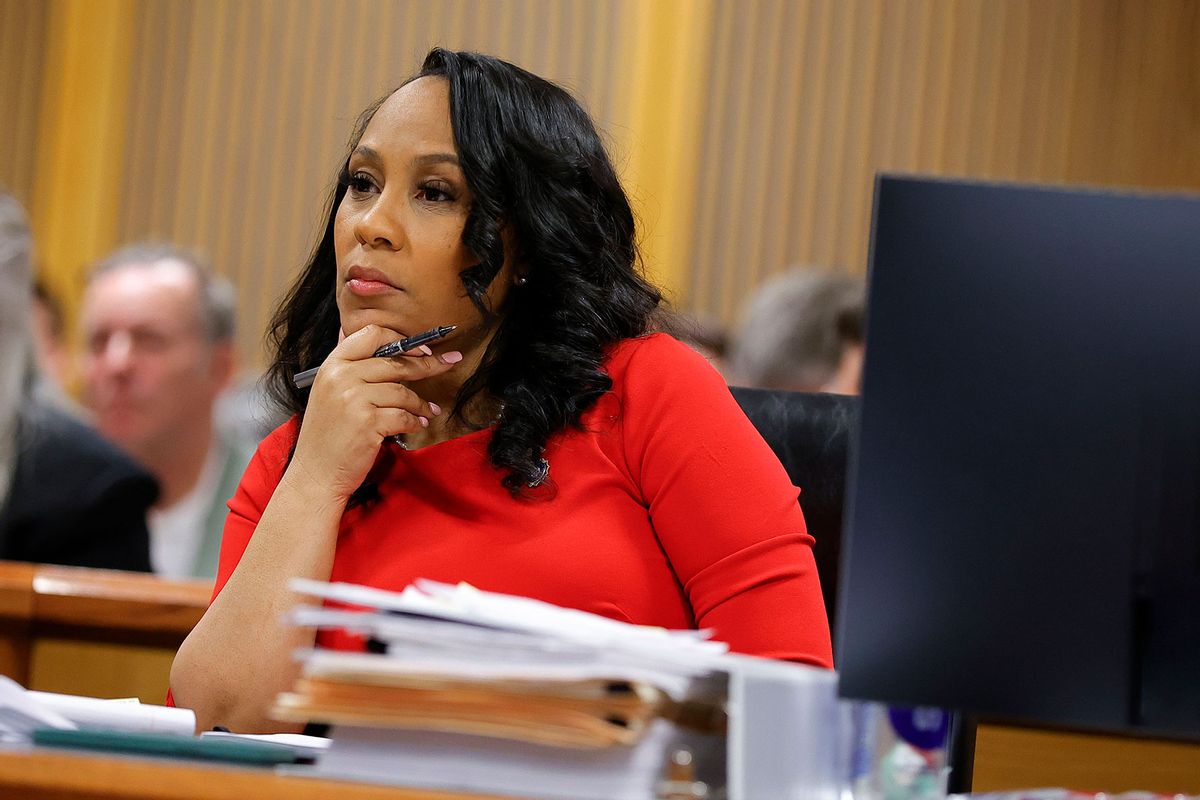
[836,176,1200,739]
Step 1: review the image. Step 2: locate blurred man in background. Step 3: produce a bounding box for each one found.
[81,243,253,579]
[729,269,865,394]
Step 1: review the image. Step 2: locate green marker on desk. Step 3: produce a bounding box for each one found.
[32,728,305,765]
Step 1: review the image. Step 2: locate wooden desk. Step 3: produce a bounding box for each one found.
[3,739,1197,800]
[973,722,1200,795]
[0,562,211,702]
[0,747,506,800]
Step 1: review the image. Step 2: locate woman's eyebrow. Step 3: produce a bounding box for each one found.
[413,152,460,168]
[351,145,382,164]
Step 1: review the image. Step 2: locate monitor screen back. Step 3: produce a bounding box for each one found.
[836,176,1200,738]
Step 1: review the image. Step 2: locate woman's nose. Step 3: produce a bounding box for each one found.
[354,194,404,250]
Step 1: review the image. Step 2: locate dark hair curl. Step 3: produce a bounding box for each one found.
[266,48,661,496]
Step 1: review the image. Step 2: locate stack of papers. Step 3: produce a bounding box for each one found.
[275,579,731,799]
[0,676,196,741]
[0,676,329,766]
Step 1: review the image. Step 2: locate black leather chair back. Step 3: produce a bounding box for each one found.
[729,387,857,629]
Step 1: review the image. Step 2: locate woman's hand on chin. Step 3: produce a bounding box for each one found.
[290,323,457,501]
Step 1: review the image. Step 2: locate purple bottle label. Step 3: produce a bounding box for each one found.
[887,706,950,751]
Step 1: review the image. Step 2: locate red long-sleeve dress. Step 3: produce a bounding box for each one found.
[212,333,833,668]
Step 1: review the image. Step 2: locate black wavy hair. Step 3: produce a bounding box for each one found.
[265,48,661,496]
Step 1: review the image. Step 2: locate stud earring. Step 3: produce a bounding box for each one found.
[514,275,528,286]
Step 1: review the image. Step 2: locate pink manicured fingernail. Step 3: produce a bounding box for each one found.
[417,345,433,355]
[429,402,442,416]
[440,351,463,364]
[419,416,429,428]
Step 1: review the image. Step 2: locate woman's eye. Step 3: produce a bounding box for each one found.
[348,173,377,195]
[417,183,454,203]
[339,168,378,197]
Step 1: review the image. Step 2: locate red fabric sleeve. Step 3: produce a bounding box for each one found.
[616,335,834,668]
[210,417,299,602]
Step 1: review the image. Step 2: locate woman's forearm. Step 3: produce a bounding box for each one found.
[170,464,346,733]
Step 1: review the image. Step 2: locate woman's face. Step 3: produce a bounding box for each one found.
[333,76,513,346]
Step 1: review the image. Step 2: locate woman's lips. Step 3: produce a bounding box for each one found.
[347,277,398,296]
[345,266,399,296]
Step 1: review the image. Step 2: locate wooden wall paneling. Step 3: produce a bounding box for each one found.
[148,0,189,239]
[810,0,856,273]
[883,1,927,177]
[852,0,888,268]
[297,0,354,323]
[1173,0,1200,185]
[678,0,1200,324]
[17,1,1200,359]
[1017,2,1053,181]
[937,0,982,177]
[116,1,151,246]
[185,0,226,263]
[987,0,1031,179]
[608,0,715,298]
[1111,1,1151,188]
[229,0,281,367]
[0,0,48,209]
[30,0,136,331]
[1059,0,1104,187]
[312,0,351,221]
[737,0,788,312]
[1135,0,1200,187]
[280,0,330,304]
[859,0,907,266]
[1036,0,1082,184]
[964,2,1003,179]
[789,0,835,283]
[564,0,587,105]
[485,0,516,70]
[370,0,401,89]
[755,0,811,298]
[862,0,902,186]
[836,2,884,274]
[538,0,566,80]
[913,1,954,174]
[167,0,212,250]
[577,0,605,122]
[1069,1,1121,186]
[248,0,298,358]
[711,0,763,319]
[686,0,737,317]
[207,0,256,336]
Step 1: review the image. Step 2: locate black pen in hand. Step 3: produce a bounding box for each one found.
[292,325,457,389]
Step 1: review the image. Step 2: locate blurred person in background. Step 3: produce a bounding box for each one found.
[0,189,155,570]
[651,307,729,377]
[729,268,865,394]
[80,244,254,579]
[214,373,290,448]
